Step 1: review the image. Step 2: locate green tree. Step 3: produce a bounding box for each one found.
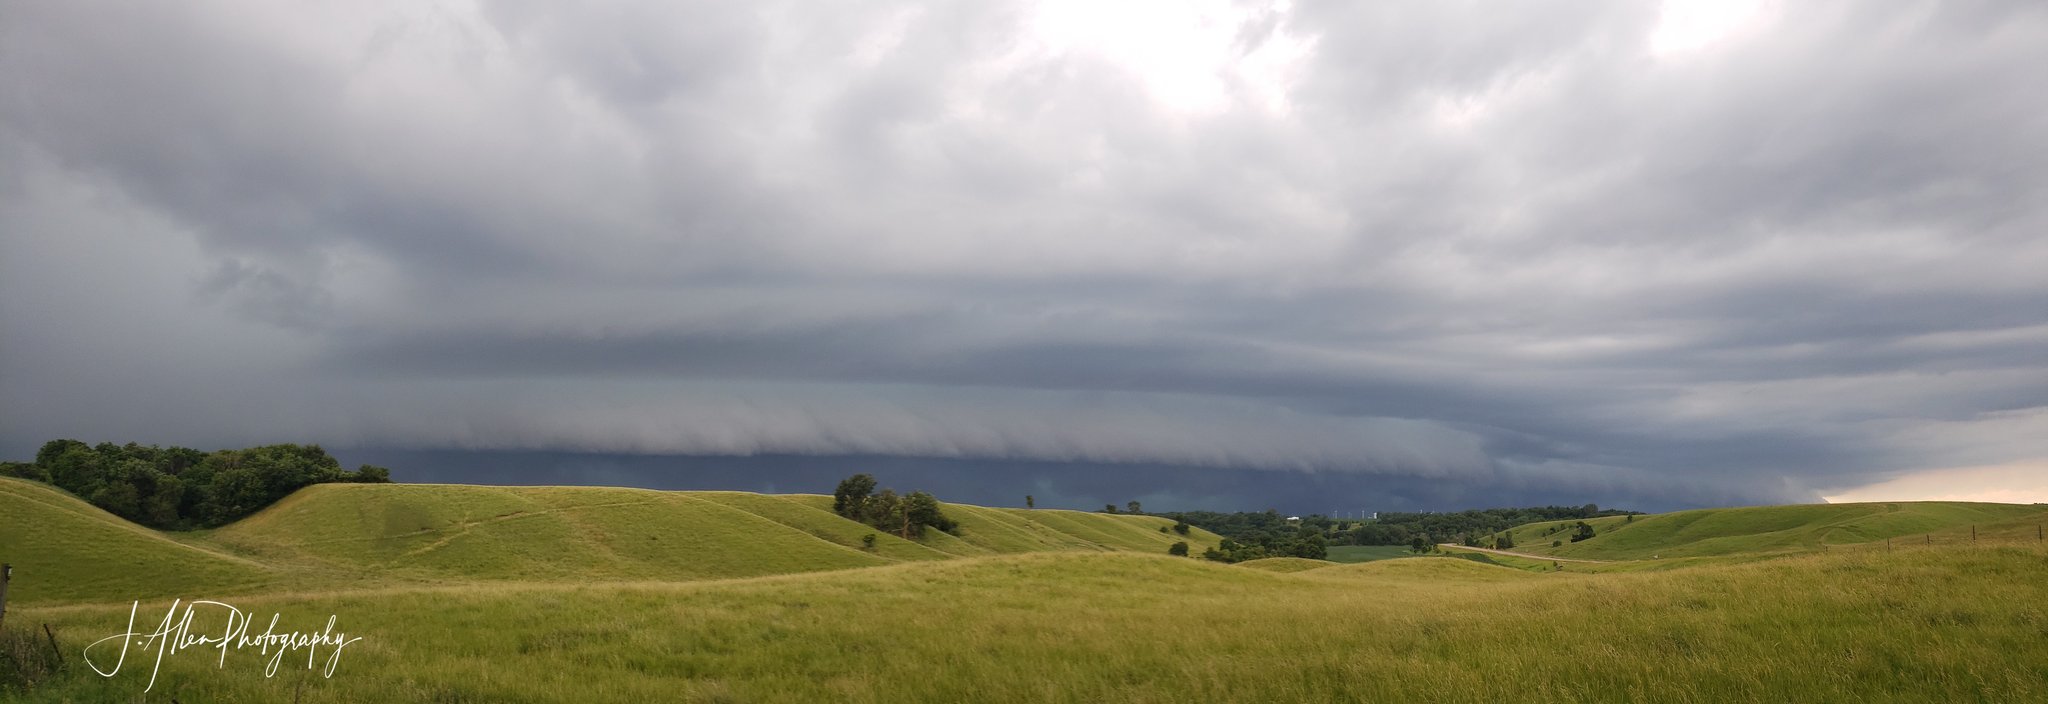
[1126,500,1142,515]
[90,481,142,520]
[903,491,956,537]
[1571,521,1596,543]
[1168,541,1190,557]
[1025,495,1034,509]
[1291,532,1327,559]
[862,490,903,536]
[1103,504,1118,513]
[1172,520,1191,536]
[861,533,877,550]
[1410,536,1428,554]
[833,474,877,517]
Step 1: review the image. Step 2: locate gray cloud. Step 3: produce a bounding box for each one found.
[3,0,2044,510]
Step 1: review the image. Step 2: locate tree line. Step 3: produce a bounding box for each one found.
[1156,504,1637,560]
[1147,509,1327,562]
[1338,505,1633,546]
[0,439,391,530]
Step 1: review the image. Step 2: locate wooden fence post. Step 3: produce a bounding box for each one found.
[1972,525,1977,542]
[0,563,10,633]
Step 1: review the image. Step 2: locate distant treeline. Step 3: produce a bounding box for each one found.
[1157,504,1638,558]
[0,439,390,530]
[1347,505,1637,545]
[1147,509,1327,562]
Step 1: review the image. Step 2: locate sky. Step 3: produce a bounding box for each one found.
[2,0,2044,513]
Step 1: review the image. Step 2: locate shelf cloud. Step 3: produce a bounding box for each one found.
[4,0,2044,510]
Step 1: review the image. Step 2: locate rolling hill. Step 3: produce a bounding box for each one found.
[18,544,2046,703]
[0,478,276,604]
[0,478,1224,605]
[1498,501,2048,560]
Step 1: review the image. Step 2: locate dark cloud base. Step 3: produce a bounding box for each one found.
[335,449,1720,515]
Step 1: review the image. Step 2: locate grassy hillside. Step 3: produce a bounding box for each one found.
[0,477,275,603]
[1501,501,2048,560]
[1235,556,1333,572]
[2,481,1222,605]
[1325,545,1418,564]
[16,545,2046,703]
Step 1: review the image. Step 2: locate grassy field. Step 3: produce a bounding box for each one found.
[1323,545,1416,564]
[1499,502,2048,561]
[11,546,2048,702]
[6,478,2047,702]
[0,478,1223,605]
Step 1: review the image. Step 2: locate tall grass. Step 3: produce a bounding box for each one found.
[11,545,2047,703]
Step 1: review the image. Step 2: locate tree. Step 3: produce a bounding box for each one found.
[1104,504,1118,514]
[1571,521,1596,543]
[91,481,142,520]
[861,533,877,550]
[1168,541,1190,557]
[1496,532,1514,549]
[1291,532,1327,559]
[1126,501,1142,515]
[1025,495,1034,509]
[1172,520,1191,536]
[903,491,956,537]
[1410,536,1429,554]
[833,474,877,517]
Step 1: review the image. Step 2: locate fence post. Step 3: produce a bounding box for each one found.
[0,563,10,633]
[1972,525,1977,542]
[42,623,63,665]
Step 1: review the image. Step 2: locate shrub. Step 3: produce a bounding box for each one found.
[1168,541,1190,557]
[1570,522,1596,543]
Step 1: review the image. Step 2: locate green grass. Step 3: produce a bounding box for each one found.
[12,546,2047,703]
[1503,502,2048,560]
[1234,556,1333,572]
[0,478,276,604]
[1,479,1221,606]
[1323,545,1419,564]
[9,478,2048,702]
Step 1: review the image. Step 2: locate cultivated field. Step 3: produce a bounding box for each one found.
[4,477,2046,702]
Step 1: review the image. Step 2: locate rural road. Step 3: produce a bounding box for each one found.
[1441,544,1614,564]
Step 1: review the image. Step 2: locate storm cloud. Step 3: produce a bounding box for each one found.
[3,0,2045,511]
